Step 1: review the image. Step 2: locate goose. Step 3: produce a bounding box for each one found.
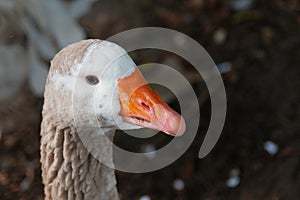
[40,39,186,200]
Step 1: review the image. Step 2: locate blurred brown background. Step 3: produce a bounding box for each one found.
[0,0,300,199]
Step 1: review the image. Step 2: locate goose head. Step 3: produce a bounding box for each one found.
[45,39,185,136]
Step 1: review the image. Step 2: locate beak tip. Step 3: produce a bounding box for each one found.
[165,115,186,137]
[174,116,186,136]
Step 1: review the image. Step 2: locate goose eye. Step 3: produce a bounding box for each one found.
[85,75,99,85]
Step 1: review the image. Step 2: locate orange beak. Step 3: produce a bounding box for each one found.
[118,68,186,136]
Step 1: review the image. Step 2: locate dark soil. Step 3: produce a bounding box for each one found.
[1,0,300,199]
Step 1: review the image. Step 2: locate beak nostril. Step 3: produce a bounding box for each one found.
[141,102,150,111]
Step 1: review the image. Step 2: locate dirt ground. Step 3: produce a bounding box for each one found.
[0,0,300,199]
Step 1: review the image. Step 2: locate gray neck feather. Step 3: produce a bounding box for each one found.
[40,115,119,200]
